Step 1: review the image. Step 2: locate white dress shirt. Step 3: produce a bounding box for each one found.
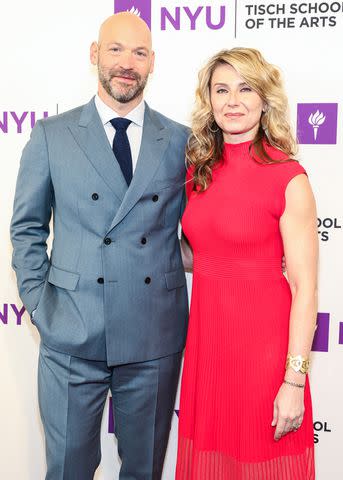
[95,94,145,174]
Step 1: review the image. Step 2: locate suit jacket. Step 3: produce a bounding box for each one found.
[10,97,189,365]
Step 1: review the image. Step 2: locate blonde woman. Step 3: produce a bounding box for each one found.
[176,48,317,479]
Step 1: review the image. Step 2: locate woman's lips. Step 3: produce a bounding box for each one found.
[225,113,244,118]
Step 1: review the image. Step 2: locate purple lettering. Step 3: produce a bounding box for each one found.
[10,111,28,133]
[0,112,8,133]
[206,6,226,30]
[184,6,203,30]
[10,304,26,325]
[0,304,8,325]
[161,7,180,30]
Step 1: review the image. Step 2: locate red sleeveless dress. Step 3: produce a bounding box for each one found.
[176,141,315,480]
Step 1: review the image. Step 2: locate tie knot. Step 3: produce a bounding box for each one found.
[110,117,132,131]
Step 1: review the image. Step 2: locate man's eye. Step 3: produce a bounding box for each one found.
[136,51,147,57]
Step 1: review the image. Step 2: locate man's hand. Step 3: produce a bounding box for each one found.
[181,233,193,272]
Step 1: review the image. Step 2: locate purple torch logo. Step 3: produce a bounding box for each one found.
[297,103,338,144]
[308,110,326,141]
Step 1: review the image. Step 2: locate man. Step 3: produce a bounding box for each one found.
[11,13,188,480]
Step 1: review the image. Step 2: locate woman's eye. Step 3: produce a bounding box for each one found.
[241,87,252,92]
[217,88,228,94]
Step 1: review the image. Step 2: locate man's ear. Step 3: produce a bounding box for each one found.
[90,41,99,66]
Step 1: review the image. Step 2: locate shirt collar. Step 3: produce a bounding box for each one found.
[95,94,145,127]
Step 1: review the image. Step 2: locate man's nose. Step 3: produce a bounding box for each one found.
[119,50,135,70]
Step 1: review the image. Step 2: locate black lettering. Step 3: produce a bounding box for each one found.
[323,218,333,228]
[300,16,310,27]
[308,3,319,13]
[290,3,297,14]
[245,19,256,29]
[319,231,329,241]
[245,5,254,15]
[318,3,329,13]
[314,421,323,431]
[298,3,308,14]
[331,2,342,13]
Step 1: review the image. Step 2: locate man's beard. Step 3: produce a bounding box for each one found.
[98,65,148,103]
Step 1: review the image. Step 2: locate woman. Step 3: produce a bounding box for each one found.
[176,48,318,479]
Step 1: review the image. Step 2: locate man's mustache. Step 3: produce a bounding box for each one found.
[109,69,141,81]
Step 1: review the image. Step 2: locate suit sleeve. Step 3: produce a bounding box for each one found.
[10,120,53,314]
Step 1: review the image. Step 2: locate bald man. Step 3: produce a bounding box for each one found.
[11,13,189,480]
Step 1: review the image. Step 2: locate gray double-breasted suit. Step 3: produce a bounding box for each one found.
[10,97,189,479]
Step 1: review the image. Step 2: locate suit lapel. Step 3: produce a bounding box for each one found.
[68,97,127,202]
[107,104,171,232]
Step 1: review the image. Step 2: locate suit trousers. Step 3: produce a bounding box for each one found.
[38,342,182,480]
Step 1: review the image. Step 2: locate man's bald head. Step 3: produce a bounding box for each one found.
[90,13,155,113]
[98,13,152,50]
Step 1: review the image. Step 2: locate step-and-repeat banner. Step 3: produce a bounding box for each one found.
[1,0,342,478]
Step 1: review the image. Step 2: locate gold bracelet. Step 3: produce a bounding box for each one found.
[285,354,310,374]
[283,379,305,389]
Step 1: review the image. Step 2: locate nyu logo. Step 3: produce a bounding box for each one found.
[297,103,338,144]
[161,5,226,31]
[114,1,227,31]
[0,111,49,134]
[0,304,26,325]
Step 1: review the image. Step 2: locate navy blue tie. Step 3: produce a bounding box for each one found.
[110,117,133,185]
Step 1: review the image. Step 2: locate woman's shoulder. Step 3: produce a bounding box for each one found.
[262,143,307,180]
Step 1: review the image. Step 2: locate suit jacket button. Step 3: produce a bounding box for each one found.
[145,277,151,284]
[104,237,112,245]
[97,277,104,284]
[91,193,99,201]
[141,237,147,245]
[152,194,159,202]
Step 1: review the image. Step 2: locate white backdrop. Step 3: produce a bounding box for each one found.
[1,0,343,478]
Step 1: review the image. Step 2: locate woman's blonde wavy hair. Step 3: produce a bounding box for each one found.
[187,47,298,192]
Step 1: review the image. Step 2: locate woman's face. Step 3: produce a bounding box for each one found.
[210,63,265,144]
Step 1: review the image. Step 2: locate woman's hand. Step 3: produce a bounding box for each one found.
[272,382,305,441]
